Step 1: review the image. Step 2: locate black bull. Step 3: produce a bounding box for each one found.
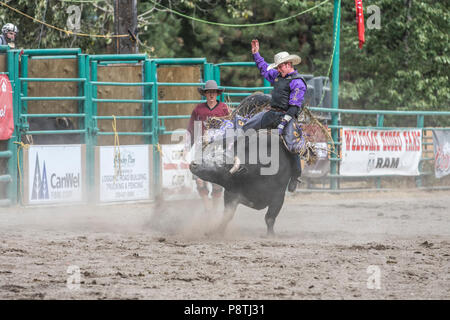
[189,130,296,235]
[25,117,81,145]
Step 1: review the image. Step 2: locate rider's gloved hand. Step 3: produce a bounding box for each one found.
[277,114,292,135]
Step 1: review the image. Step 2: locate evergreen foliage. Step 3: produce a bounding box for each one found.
[1,0,448,113]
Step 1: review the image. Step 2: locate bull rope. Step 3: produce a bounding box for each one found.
[155,143,168,166]
[111,115,122,182]
[13,141,30,203]
[301,107,337,156]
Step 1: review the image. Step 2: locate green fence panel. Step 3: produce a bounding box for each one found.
[2,48,450,206]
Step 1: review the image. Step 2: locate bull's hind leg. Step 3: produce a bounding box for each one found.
[214,191,240,235]
[265,193,285,236]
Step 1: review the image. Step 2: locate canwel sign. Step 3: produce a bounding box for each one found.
[23,145,85,205]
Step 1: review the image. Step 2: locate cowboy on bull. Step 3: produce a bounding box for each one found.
[243,39,307,192]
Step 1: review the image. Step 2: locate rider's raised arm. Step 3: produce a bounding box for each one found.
[253,52,278,84]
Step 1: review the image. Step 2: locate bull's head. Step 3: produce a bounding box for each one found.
[189,140,243,189]
[189,130,280,190]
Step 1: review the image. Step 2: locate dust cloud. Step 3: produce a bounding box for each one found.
[0,190,449,299]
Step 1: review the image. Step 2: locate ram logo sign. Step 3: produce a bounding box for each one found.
[341,128,422,176]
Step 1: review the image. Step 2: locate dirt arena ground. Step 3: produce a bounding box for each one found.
[0,190,449,300]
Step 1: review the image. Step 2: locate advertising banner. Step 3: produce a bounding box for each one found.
[161,144,197,200]
[0,75,14,140]
[341,127,422,176]
[432,130,450,178]
[98,145,151,202]
[24,145,84,205]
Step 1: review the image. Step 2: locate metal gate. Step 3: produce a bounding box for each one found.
[1,46,449,206]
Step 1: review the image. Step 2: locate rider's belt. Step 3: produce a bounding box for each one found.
[269,106,286,113]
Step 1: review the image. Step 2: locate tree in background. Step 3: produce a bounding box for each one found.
[0,0,116,53]
[337,0,449,114]
[1,0,448,116]
[139,0,449,115]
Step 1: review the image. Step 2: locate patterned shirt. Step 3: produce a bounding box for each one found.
[187,101,230,145]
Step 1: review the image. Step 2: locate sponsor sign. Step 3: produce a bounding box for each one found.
[340,127,422,176]
[0,75,14,140]
[24,145,84,204]
[432,130,450,178]
[98,145,151,202]
[161,144,197,200]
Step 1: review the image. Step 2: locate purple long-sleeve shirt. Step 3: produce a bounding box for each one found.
[253,52,306,108]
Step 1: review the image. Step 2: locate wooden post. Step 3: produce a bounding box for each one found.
[114,0,138,54]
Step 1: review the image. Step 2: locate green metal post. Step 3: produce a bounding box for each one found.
[78,54,86,142]
[213,65,221,85]
[202,63,212,103]
[21,55,29,121]
[150,60,161,199]
[203,63,212,82]
[213,65,222,101]
[143,59,152,145]
[84,55,92,144]
[330,0,341,190]
[263,79,271,94]
[416,115,424,129]
[376,114,384,127]
[89,59,98,199]
[375,114,384,189]
[81,54,93,202]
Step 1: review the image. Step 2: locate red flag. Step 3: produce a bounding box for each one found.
[0,75,14,140]
[355,0,365,49]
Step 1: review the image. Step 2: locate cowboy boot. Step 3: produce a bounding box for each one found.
[288,154,302,192]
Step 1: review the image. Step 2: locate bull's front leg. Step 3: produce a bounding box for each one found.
[214,190,239,235]
[265,192,285,236]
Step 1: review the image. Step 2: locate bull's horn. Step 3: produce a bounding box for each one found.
[229,156,241,174]
[56,117,69,128]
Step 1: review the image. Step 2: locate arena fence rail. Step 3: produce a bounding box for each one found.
[0,47,449,207]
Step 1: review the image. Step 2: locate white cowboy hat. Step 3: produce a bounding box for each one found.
[267,51,301,71]
[197,80,225,96]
